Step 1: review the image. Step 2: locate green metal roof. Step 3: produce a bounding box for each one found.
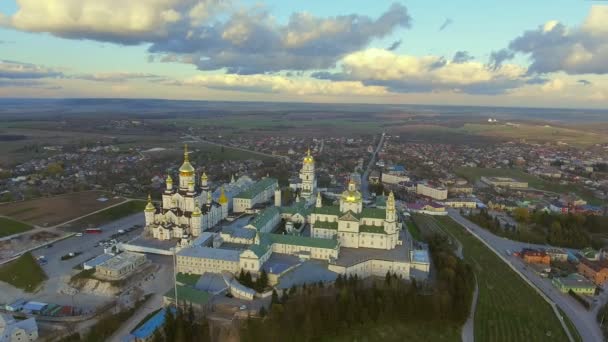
[234,177,277,200]
[249,206,280,230]
[280,200,311,216]
[359,225,387,234]
[313,221,338,230]
[361,207,386,219]
[263,233,338,249]
[164,285,210,305]
[312,205,341,216]
[248,243,270,258]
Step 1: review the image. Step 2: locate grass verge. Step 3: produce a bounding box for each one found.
[0,252,47,292]
[433,216,570,342]
[62,200,145,232]
[0,217,34,237]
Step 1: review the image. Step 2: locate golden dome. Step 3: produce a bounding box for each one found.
[179,144,195,175]
[303,148,314,164]
[201,172,208,180]
[218,187,228,204]
[166,174,173,183]
[145,194,156,212]
[341,178,362,203]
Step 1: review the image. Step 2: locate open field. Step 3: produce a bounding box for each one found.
[455,167,603,205]
[60,200,145,232]
[0,217,34,237]
[0,191,125,227]
[326,321,461,342]
[0,252,47,292]
[391,122,608,147]
[433,216,570,342]
[461,123,608,147]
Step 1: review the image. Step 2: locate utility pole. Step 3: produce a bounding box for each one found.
[172,247,178,308]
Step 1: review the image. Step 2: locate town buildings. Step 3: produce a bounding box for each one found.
[416,183,448,200]
[0,314,38,342]
[577,259,608,286]
[552,274,596,295]
[95,252,147,280]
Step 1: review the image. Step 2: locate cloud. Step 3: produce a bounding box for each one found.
[4,1,411,74]
[541,78,565,92]
[439,18,453,31]
[75,72,166,83]
[0,60,63,79]
[150,3,411,73]
[578,79,592,86]
[387,40,402,51]
[4,0,225,45]
[501,6,608,74]
[488,48,515,70]
[452,51,474,64]
[312,48,529,95]
[171,74,388,96]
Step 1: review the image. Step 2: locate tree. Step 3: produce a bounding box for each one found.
[46,162,64,176]
[259,306,267,317]
[271,289,279,306]
[512,207,530,223]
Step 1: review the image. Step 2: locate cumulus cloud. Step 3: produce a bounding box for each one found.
[149,3,411,73]
[502,6,608,74]
[3,1,411,74]
[4,0,225,44]
[452,51,474,63]
[171,74,388,96]
[439,18,453,31]
[0,60,63,79]
[312,49,529,95]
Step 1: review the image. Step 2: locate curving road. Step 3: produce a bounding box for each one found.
[449,209,604,342]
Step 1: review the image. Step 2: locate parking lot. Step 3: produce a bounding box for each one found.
[32,213,145,279]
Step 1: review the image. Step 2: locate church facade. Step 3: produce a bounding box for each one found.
[310,180,400,250]
[144,145,228,241]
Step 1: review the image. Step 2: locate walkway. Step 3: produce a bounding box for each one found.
[462,275,479,342]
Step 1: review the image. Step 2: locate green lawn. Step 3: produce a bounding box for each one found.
[406,220,422,241]
[0,252,47,292]
[62,200,145,231]
[325,321,461,342]
[0,217,34,237]
[433,216,571,342]
[455,167,603,205]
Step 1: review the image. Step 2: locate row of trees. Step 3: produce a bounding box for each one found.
[240,233,474,341]
[149,304,210,342]
[469,208,601,249]
[237,269,269,293]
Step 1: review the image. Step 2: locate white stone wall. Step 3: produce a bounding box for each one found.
[177,255,240,275]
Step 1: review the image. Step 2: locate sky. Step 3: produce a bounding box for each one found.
[0,0,607,108]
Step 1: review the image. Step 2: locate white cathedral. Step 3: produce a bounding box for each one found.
[144,145,229,241]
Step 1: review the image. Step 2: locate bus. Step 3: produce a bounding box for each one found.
[85,228,102,234]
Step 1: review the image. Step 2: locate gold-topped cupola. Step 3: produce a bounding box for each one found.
[179,144,195,176]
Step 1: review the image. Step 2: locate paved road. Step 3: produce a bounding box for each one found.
[448,209,604,342]
[361,132,385,199]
